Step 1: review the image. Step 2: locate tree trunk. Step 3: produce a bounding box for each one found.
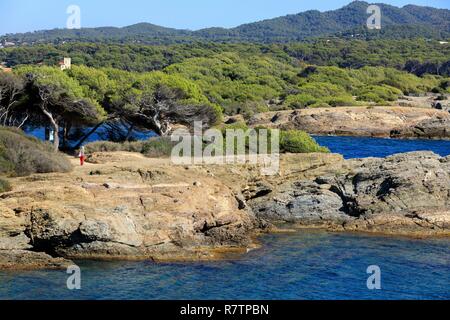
[62,123,67,148]
[50,122,59,152]
[40,104,59,152]
[73,121,105,150]
[125,124,135,141]
[62,122,72,148]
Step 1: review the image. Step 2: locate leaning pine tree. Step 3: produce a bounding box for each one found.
[16,66,106,151]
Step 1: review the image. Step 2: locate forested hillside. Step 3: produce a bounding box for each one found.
[1,2,449,151]
[1,39,449,75]
[1,1,449,45]
[2,50,448,135]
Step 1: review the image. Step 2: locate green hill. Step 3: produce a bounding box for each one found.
[1,1,449,45]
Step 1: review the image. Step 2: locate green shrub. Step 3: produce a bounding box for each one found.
[431,87,441,94]
[439,79,450,93]
[380,69,435,95]
[222,126,329,155]
[84,141,122,153]
[350,67,439,95]
[86,129,329,157]
[85,137,174,158]
[0,127,72,177]
[0,177,11,193]
[305,66,362,91]
[223,101,269,119]
[356,85,402,103]
[357,92,385,104]
[297,82,348,98]
[289,66,440,108]
[325,95,359,107]
[222,122,250,132]
[280,130,330,153]
[284,94,317,109]
[140,137,174,158]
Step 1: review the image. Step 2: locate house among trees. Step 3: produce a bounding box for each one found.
[59,57,72,70]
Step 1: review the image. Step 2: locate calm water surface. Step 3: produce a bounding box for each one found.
[313,135,450,159]
[0,231,448,300]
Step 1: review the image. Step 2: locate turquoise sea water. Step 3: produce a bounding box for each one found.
[0,231,448,300]
[1,136,449,300]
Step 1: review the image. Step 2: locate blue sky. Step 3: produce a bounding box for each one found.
[1,0,449,35]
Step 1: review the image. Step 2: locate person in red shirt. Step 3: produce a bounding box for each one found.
[78,146,86,166]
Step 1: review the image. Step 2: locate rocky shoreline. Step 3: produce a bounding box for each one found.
[0,152,270,269]
[1,151,449,270]
[248,152,450,237]
[247,107,450,139]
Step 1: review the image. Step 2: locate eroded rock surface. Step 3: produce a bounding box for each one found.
[248,107,450,139]
[0,152,269,269]
[1,151,449,270]
[0,250,72,270]
[250,152,450,236]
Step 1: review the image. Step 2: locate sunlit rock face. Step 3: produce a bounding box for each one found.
[250,152,450,237]
[248,107,450,139]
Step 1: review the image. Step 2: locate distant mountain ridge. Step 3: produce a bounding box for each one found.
[1,1,449,45]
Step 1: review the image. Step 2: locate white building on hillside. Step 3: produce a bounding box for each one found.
[59,57,72,70]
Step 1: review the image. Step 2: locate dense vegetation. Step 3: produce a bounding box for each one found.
[165,56,447,115]
[84,127,329,157]
[2,39,448,120]
[1,2,449,154]
[0,126,73,192]
[280,130,329,154]
[85,137,174,158]
[1,64,221,150]
[1,39,449,75]
[1,37,449,150]
[0,126,72,177]
[1,1,449,44]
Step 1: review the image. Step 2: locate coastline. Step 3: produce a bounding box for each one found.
[312,133,450,141]
[247,106,450,140]
[1,149,449,270]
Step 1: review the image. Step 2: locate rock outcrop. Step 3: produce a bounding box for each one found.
[1,150,449,269]
[0,152,269,269]
[249,152,450,237]
[0,250,72,270]
[248,107,450,139]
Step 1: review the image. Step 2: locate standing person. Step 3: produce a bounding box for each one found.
[78,146,86,166]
